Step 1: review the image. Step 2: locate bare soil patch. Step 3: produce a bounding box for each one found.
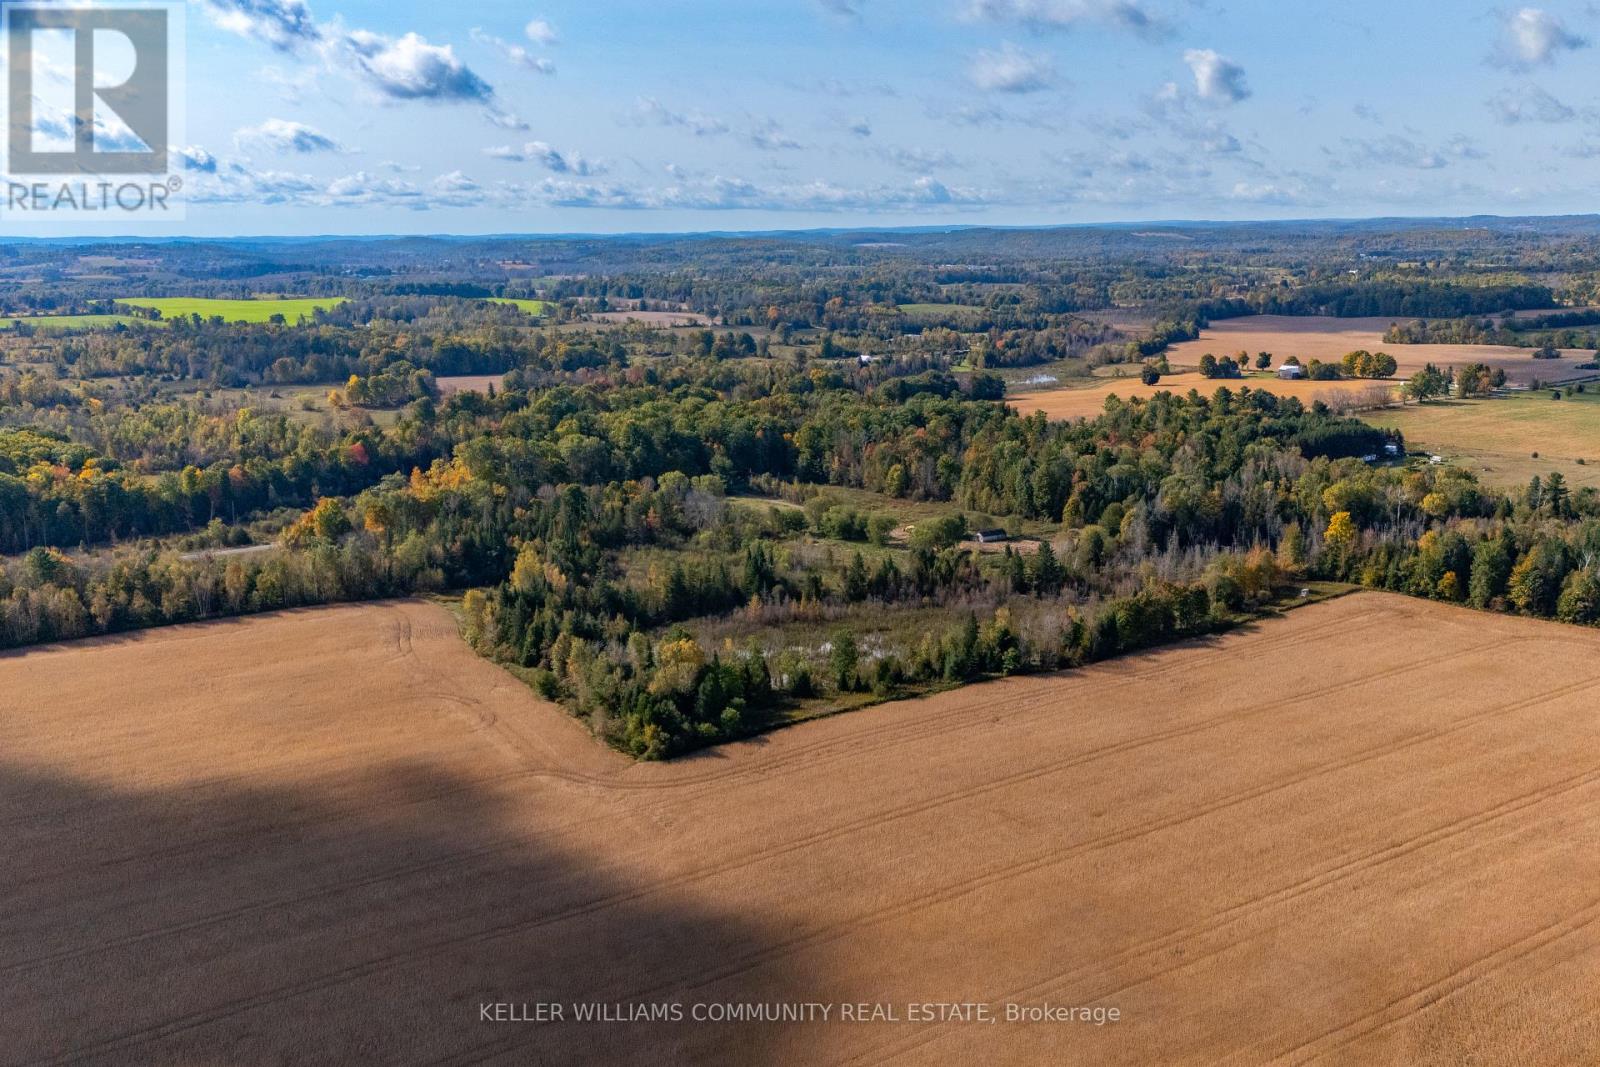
[7,593,1600,1064]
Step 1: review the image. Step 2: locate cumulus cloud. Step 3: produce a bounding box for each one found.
[235,118,345,154]
[1489,84,1576,123]
[1493,7,1587,69]
[206,0,503,114]
[964,0,1170,39]
[201,0,320,51]
[1184,48,1250,104]
[525,18,559,46]
[177,146,219,173]
[324,170,425,206]
[968,43,1056,93]
[484,140,605,175]
[339,31,494,101]
[471,28,556,74]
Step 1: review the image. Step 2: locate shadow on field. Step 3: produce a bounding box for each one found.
[0,755,820,1066]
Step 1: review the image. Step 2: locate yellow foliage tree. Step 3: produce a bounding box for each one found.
[1324,511,1357,552]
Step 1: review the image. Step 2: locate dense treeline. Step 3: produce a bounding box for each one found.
[10,354,1600,762]
[1384,316,1600,355]
[1250,280,1554,318]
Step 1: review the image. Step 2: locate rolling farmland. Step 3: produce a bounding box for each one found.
[1364,391,1600,489]
[8,593,1600,1064]
[1010,371,1390,420]
[1165,315,1597,386]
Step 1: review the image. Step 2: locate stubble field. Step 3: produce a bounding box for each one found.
[1164,315,1596,385]
[1010,371,1389,420]
[6,593,1600,1064]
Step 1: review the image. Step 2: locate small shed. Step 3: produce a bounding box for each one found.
[974,529,1010,544]
[1276,364,1304,380]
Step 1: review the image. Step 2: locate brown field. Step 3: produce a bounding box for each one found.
[1011,371,1389,420]
[1166,315,1596,385]
[591,310,710,326]
[436,374,505,396]
[8,593,1600,1064]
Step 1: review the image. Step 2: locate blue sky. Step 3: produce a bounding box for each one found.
[22,0,1600,234]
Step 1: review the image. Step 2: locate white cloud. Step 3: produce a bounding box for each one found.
[630,97,730,136]
[471,28,556,75]
[235,118,346,154]
[485,109,531,131]
[749,120,804,151]
[177,146,218,173]
[27,98,150,153]
[964,0,1170,39]
[340,31,495,101]
[484,141,605,176]
[1184,48,1250,104]
[202,0,321,51]
[182,163,997,215]
[877,145,961,171]
[968,43,1055,93]
[525,18,559,46]
[1494,8,1587,69]
[1333,133,1485,171]
[206,1,503,113]
[1489,84,1576,124]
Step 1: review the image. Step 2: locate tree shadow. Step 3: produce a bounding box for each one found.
[0,754,822,1065]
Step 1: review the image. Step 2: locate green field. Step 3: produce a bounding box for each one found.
[117,297,347,323]
[1364,389,1600,489]
[3,314,159,332]
[487,298,551,317]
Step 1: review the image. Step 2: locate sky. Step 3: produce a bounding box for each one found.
[10,0,1600,235]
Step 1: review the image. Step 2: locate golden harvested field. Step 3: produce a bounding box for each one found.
[1165,315,1595,385]
[1011,371,1388,420]
[7,594,1600,1064]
